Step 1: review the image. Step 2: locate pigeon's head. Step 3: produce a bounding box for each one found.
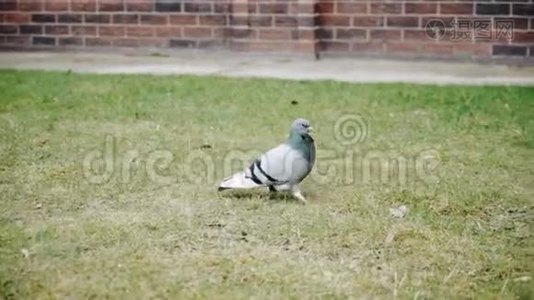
[290,118,313,137]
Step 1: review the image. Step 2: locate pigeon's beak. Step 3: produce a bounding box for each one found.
[308,126,314,133]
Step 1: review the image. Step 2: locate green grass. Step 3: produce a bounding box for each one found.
[0,69,533,299]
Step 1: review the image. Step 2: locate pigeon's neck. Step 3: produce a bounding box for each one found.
[288,131,314,160]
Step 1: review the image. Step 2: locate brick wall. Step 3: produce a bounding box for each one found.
[1,0,533,61]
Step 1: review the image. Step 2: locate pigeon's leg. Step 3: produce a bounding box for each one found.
[290,185,307,205]
[272,183,291,192]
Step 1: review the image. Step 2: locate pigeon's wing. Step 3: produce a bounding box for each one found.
[218,144,290,190]
[218,141,314,191]
[258,143,313,185]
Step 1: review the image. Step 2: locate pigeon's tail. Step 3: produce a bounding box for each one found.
[217,171,264,191]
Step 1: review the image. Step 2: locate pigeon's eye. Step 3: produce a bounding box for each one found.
[302,124,309,128]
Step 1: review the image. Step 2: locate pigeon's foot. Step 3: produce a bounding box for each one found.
[294,194,307,205]
[291,185,307,205]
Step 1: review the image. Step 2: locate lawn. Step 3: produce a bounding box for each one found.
[0,69,533,299]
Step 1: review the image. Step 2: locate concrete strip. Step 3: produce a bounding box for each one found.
[0,50,533,86]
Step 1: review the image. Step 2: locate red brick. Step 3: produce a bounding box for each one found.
[199,15,226,26]
[184,2,212,13]
[230,28,256,39]
[230,15,248,26]
[58,14,83,23]
[59,37,83,46]
[98,1,124,12]
[45,0,69,12]
[183,27,212,38]
[512,32,534,43]
[498,18,528,30]
[440,3,473,15]
[297,16,315,27]
[98,25,124,36]
[289,3,315,15]
[317,2,333,14]
[19,2,43,11]
[422,43,453,55]
[212,27,226,38]
[320,15,350,27]
[370,3,402,14]
[126,1,152,12]
[85,36,112,46]
[113,14,138,24]
[6,36,31,45]
[126,26,153,37]
[170,15,197,25]
[292,28,316,41]
[321,41,350,51]
[213,3,229,14]
[45,25,69,35]
[32,14,56,23]
[5,13,31,23]
[370,29,401,41]
[33,36,56,45]
[293,41,318,54]
[140,14,167,25]
[231,3,248,14]
[0,1,16,11]
[85,14,110,23]
[405,3,437,15]
[336,2,367,14]
[352,16,384,27]
[249,16,272,27]
[404,30,432,41]
[71,0,97,12]
[336,28,366,40]
[259,28,291,40]
[275,16,298,27]
[259,3,288,14]
[22,26,41,36]
[453,43,491,56]
[387,17,419,28]
[0,25,17,34]
[72,25,97,36]
[155,26,182,37]
[317,28,333,39]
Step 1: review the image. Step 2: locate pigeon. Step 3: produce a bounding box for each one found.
[218,118,315,204]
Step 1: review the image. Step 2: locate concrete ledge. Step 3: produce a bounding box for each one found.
[1,49,533,86]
